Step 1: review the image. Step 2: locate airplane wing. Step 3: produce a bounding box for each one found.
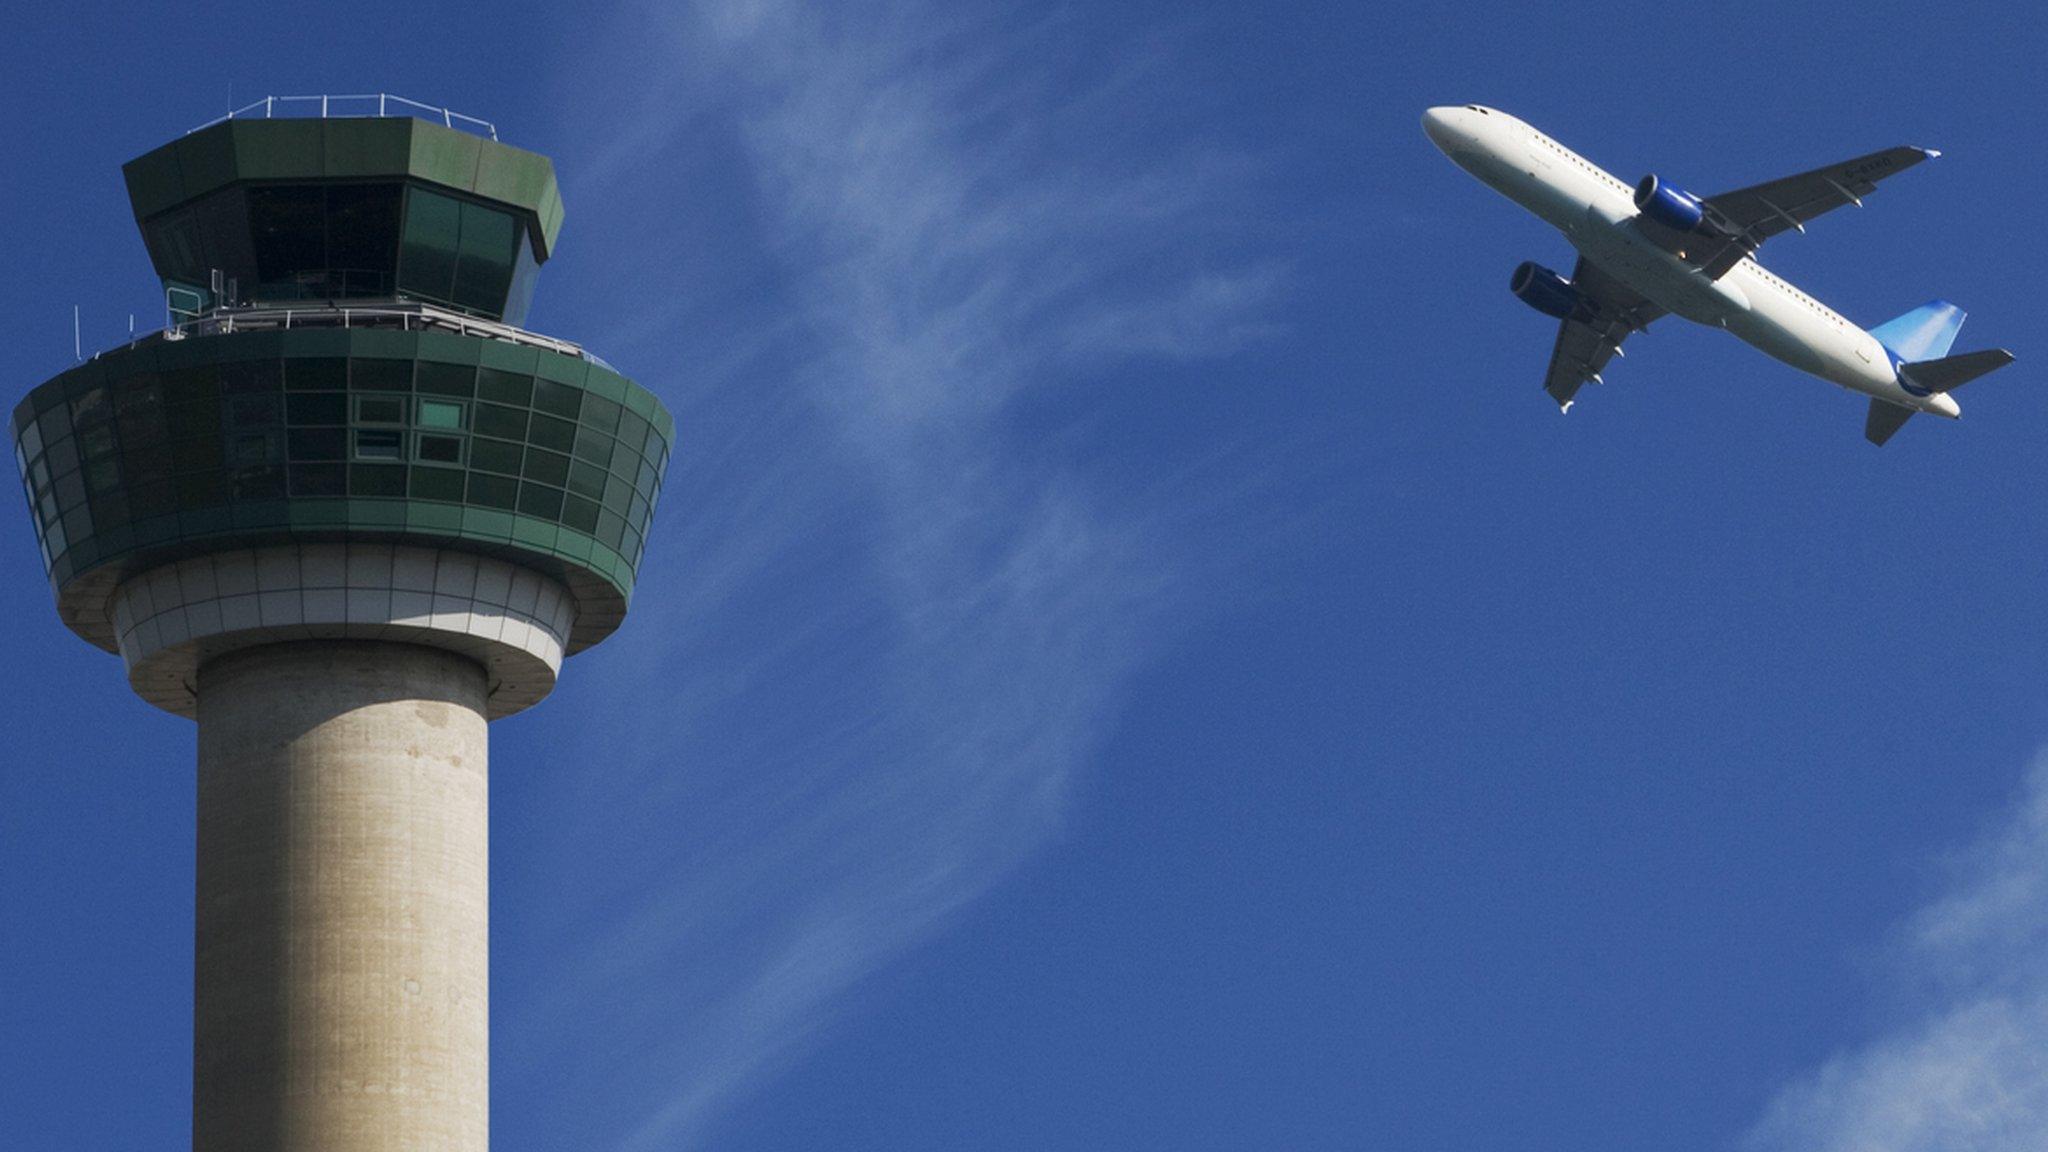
[1542,258,1665,411]
[1679,146,1939,277]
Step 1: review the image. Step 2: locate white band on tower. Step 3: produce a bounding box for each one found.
[110,543,576,719]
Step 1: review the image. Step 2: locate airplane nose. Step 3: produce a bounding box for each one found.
[1422,106,1458,149]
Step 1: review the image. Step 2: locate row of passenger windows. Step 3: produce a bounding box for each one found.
[1748,267,1846,327]
[1532,135,1632,197]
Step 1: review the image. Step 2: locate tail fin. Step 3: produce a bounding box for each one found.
[1870,300,1966,362]
[1901,348,2016,393]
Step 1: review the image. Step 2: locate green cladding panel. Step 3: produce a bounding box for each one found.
[12,330,672,655]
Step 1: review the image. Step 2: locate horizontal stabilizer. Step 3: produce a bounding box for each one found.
[1901,348,2016,393]
[1870,300,1965,362]
[1865,398,1915,446]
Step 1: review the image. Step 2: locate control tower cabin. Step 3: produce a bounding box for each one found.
[10,101,671,1151]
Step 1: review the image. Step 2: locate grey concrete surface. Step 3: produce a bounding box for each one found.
[194,641,490,1152]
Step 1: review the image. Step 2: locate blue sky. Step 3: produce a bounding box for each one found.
[6,2,2048,1149]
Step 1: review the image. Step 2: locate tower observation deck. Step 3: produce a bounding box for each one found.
[10,100,672,1150]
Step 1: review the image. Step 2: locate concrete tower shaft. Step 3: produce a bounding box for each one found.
[195,642,489,1151]
[10,101,672,1151]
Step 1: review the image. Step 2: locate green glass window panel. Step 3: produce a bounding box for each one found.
[568,460,608,500]
[637,457,661,497]
[145,213,205,286]
[289,464,345,497]
[177,472,227,505]
[601,478,632,515]
[228,431,281,468]
[529,414,575,452]
[166,402,217,439]
[117,414,168,452]
[90,492,130,529]
[61,506,92,543]
[221,360,281,395]
[467,473,518,509]
[452,201,518,314]
[618,411,651,455]
[416,361,476,397]
[79,425,116,460]
[532,379,582,419]
[354,430,406,460]
[288,428,346,461]
[227,394,282,427]
[39,406,74,443]
[474,403,527,440]
[477,369,532,406]
[70,386,112,427]
[173,434,224,473]
[503,229,541,327]
[287,358,348,391]
[355,430,404,460]
[122,445,173,476]
[562,494,601,534]
[518,482,564,519]
[85,458,121,495]
[418,399,466,430]
[231,468,285,501]
[45,437,79,477]
[409,466,465,502]
[349,464,407,496]
[572,428,613,468]
[417,434,463,465]
[162,366,220,406]
[326,184,402,295]
[350,359,413,392]
[356,396,407,424]
[398,186,461,304]
[248,185,326,286]
[628,491,649,528]
[582,394,622,434]
[597,510,626,550]
[286,393,347,426]
[522,448,569,487]
[470,438,523,475]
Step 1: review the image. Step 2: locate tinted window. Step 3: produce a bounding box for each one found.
[398,187,461,305]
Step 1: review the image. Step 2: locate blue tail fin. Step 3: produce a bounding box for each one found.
[1869,300,1966,362]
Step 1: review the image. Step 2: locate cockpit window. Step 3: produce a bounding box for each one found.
[1466,105,1490,114]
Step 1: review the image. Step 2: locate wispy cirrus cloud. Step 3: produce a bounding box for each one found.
[502,3,1277,1147]
[1748,754,2048,1152]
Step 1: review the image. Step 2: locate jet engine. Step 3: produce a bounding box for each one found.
[1510,261,1581,320]
[1633,174,1706,232]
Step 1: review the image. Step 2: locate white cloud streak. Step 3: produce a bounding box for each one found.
[1749,755,2048,1152]
[505,3,1275,1148]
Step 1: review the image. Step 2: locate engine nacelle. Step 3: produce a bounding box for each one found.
[1634,174,1705,232]
[1509,261,1581,321]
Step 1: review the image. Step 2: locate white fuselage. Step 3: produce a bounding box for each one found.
[1423,105,1959,419]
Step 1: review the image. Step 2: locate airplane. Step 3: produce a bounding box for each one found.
[1421,104,2014,445]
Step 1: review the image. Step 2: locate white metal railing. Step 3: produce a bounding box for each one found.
[105,298,615,370]
[171,300,582,357]
[188,94,497,141]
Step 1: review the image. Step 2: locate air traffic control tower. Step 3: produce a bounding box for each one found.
[9,98,671,1150]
